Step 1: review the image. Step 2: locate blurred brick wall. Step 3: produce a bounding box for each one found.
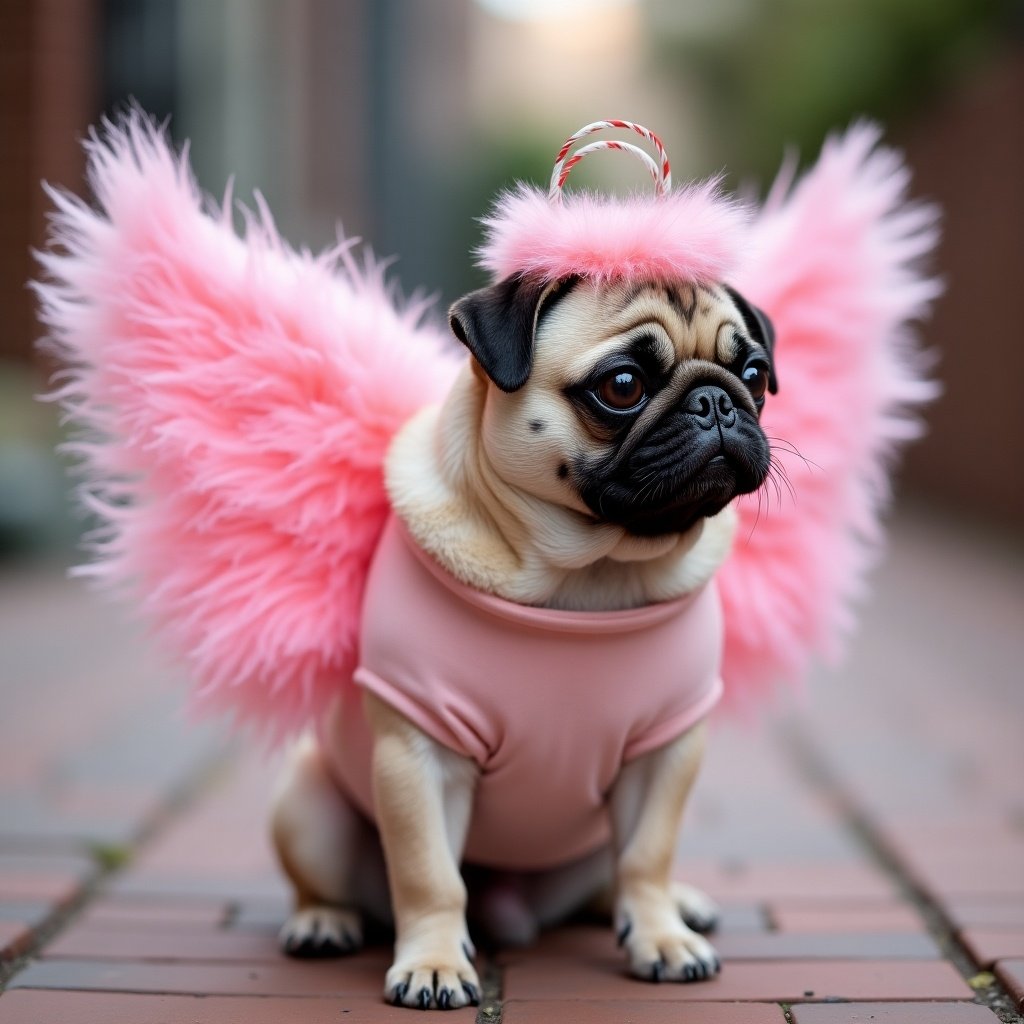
[0,0,98,363]
[899,43,1024,528]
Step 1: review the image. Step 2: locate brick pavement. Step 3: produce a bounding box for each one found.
[1,505,1021,1022]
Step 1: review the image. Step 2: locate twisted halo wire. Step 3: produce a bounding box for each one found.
[548,119,672,201]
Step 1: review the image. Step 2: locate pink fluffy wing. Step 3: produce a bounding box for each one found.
[35,114,459,741]
[36,114,939,737]
[718,123,941,713]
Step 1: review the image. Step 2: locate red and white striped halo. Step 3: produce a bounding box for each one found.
[477,120,750,286]
[548,119,672,200]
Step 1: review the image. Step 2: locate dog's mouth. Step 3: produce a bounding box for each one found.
[578,397,771,536]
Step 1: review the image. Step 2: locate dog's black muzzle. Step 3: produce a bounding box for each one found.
[580,374,771,537]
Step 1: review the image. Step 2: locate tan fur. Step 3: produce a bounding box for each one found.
[365,693,481,1008]
[270,737,388,936]
[611,722,719,979]
[274,280,744,1006]
[387,279,747,611]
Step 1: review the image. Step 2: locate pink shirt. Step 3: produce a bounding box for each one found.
[325,517,723,870]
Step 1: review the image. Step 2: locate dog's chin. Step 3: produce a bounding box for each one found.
[617,457,743,537]
[580,441,769,538]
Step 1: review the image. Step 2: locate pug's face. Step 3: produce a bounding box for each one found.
[449,276,776,538]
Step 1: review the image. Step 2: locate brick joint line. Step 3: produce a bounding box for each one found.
[476,956,503,1024]
[779,719,1024,1024]
[0,746,237,994]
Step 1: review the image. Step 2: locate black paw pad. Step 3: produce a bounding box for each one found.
[283,933,350,959]
[682,911,719,934]
[390,978,411,1006]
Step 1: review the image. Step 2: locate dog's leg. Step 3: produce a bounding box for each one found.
[271,736,388,957]
[610,720,721,982]
[365,692,481,1010]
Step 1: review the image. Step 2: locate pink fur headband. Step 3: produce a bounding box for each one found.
[476,120,750,285]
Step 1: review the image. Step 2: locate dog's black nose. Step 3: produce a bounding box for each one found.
[684,385,736,429]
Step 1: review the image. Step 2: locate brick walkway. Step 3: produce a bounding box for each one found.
[1,505,1022,1023]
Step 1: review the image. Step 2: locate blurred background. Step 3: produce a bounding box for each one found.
[1,8,1022,1006]
[0,0,1021,555]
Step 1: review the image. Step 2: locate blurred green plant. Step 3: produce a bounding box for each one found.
[420,130,557,304]
[0,361,79,561]
[89,840,134,873]
[647,0,1017,179]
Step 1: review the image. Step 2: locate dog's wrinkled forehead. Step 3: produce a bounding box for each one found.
[448,273,775,393]
[536,278,751,376]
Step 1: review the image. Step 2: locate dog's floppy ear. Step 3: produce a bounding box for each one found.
[449,275,550,393]
[725,285,779,395]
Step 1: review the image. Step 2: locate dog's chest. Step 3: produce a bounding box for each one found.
[325,517,724,870]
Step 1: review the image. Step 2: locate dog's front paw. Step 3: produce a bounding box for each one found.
[386,933,480,1010]
[671,880,721,934]
[279,905,363,958]
[616,891,721,983]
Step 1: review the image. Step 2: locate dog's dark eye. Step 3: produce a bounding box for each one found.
[741,362,769,403]
[596,369,646,411]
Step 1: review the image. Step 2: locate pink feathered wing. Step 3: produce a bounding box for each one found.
[719,124,940,712]
[35,114,460,740]
[36,115,937,740]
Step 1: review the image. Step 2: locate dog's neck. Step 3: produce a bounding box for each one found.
[385,368,736,611]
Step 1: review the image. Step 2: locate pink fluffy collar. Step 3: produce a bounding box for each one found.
[475,181,751,285]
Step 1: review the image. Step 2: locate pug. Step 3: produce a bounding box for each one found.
[270,273,776,1009]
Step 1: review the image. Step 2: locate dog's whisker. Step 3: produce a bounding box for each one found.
[765,435,819,473]
[634,472,661,504]
[747,487,764,542]
[771,457,798,504]
[764,456,796,507]
[761,462,783,507]
[771,446,812,473]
